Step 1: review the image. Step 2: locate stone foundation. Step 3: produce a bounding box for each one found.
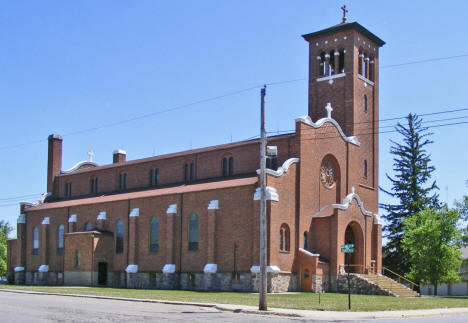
[311,274,329,292]
[14,271,25,285]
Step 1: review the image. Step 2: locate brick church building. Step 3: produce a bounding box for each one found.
[7,18,385,292]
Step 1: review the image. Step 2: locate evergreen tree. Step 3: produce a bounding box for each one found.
[380,113,439,276]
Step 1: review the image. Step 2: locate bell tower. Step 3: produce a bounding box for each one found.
[302,12,385,189]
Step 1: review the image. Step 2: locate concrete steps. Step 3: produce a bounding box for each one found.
[361,274,419,297]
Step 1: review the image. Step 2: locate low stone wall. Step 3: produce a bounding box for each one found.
[311,274,329,292]
[336,274,393,296]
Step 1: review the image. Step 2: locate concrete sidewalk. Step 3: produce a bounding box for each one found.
[1,288,468,321]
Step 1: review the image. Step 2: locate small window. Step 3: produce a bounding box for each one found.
[358,51,363,75]
[65,182,72,197]
[188,214,199,251]
[32,227,39,255]
[320,52,326,76]
[119,173,127,190]
[190,163,195,181]
[149,169,154,186]
[338,49,345,73]
[90,178,98,194]
[363,95,367,112]
[363,160,368,178]
[85,222,92,231]
[304,268,310,279]
[149,168,159,187]
[228,157,234,176]
[150,217,159,252]
[184,164,189,183]
[266,156,278,170]
[57,224,64,255]
[76,251,81,267]
[222,158,228,177]
[279,224,290,252]
[116,220,124,254]
[303,232,308,250]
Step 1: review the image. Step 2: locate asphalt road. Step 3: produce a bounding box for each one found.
[0,291,468,323]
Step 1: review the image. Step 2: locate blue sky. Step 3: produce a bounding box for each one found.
[1,1,467,238]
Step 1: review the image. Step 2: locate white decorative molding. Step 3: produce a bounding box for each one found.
[97,211,107,221]
[253,187,279,202]
[17,214,26,224]
[14,267,24,272]
[166,204,177,214]
[358,74,375,86]
[129,208,139,217]
[41,217,50,225]
[113,149,126,155]
[257,158,300,177]
[373,213,383,225]
[316,72,345,83]
[125,264,138,273]
[299,248,320,257]
[61,161,98,174]
[162,264,176,274]
[38,265,49,273]
[68,214,77,223]
[316,56,321,60]
[250,265,281,274]
[334,51,340,55]
[332,187,373,217]
[39,192,51,204]
[207,200,219,210]
[203,263,218,274]
[295,104,360,146]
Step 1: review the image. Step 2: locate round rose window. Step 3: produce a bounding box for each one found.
[320,159,335,188]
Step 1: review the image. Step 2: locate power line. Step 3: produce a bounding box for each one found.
[3,53,468,151]
[0,193,42,201]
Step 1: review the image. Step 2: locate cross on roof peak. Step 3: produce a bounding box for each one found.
[325,103,333,118]
[341,5,348,23]
[88,150,94,162]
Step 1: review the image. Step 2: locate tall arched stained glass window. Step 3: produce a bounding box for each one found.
[116,220,124,253]
[57,224,64,255]
[150,217,159,252]
[188,214,198,251]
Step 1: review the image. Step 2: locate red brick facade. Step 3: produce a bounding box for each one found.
[7,21,384,292]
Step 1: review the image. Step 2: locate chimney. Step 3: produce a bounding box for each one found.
[47,134,62,193]
[113,149,126,164]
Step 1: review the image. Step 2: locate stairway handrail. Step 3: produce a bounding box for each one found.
[382,267,419,290]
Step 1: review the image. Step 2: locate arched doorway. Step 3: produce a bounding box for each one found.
[344,222,364,273]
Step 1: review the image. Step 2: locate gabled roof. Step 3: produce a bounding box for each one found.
[302,22,385,47]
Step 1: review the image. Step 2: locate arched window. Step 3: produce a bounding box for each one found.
[188,214,199,251]
[363,160,368,178]
[85,222,92,231]
[32,227,39,255]
[57,224,64,255]
[116,220,124,254]
[228,157,234,176]
[150,217,159,252]
[303,232,308,250]
[222,158,228,177]
[358,51,363,75]
[363,95,367,112]
[320,52,326,76]
[279,224,290,252]
[338,49,345,73]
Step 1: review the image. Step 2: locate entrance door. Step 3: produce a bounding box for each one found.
[300,264,313,291]
[98,262,107,285]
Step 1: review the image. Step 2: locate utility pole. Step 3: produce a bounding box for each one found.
[259,85,267,311]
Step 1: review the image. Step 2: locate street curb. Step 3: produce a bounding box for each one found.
[1,288,468,320]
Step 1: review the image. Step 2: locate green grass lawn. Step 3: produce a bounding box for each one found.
[1,285,468,312]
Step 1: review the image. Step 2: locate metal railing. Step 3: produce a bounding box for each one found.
[381,267,419,291]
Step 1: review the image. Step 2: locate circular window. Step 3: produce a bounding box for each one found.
[320,159,336,188]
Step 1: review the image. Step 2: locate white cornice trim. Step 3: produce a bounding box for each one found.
[299,248,320,257]
[256,158,300,177]
[41,217,50,225]
[113,149,126,155]
[295,104,360,146]
[358,74,375,86]
[97,211,107,221]
[129,208,139,217]
[316,72,346,83]
[207,200,219,210]
[38,265,49,272]
[373,213,382,225]
[166,204,177,214]
[68,214,77,223]
[332,187,373,217]
[254,187,279,202]
[250,265,280,274]
[61,161,99,174]
[14,267,24,272]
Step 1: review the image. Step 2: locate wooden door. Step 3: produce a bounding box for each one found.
[301,264,313,291]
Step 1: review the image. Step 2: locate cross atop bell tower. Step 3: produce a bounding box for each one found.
[341,5,348,23]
